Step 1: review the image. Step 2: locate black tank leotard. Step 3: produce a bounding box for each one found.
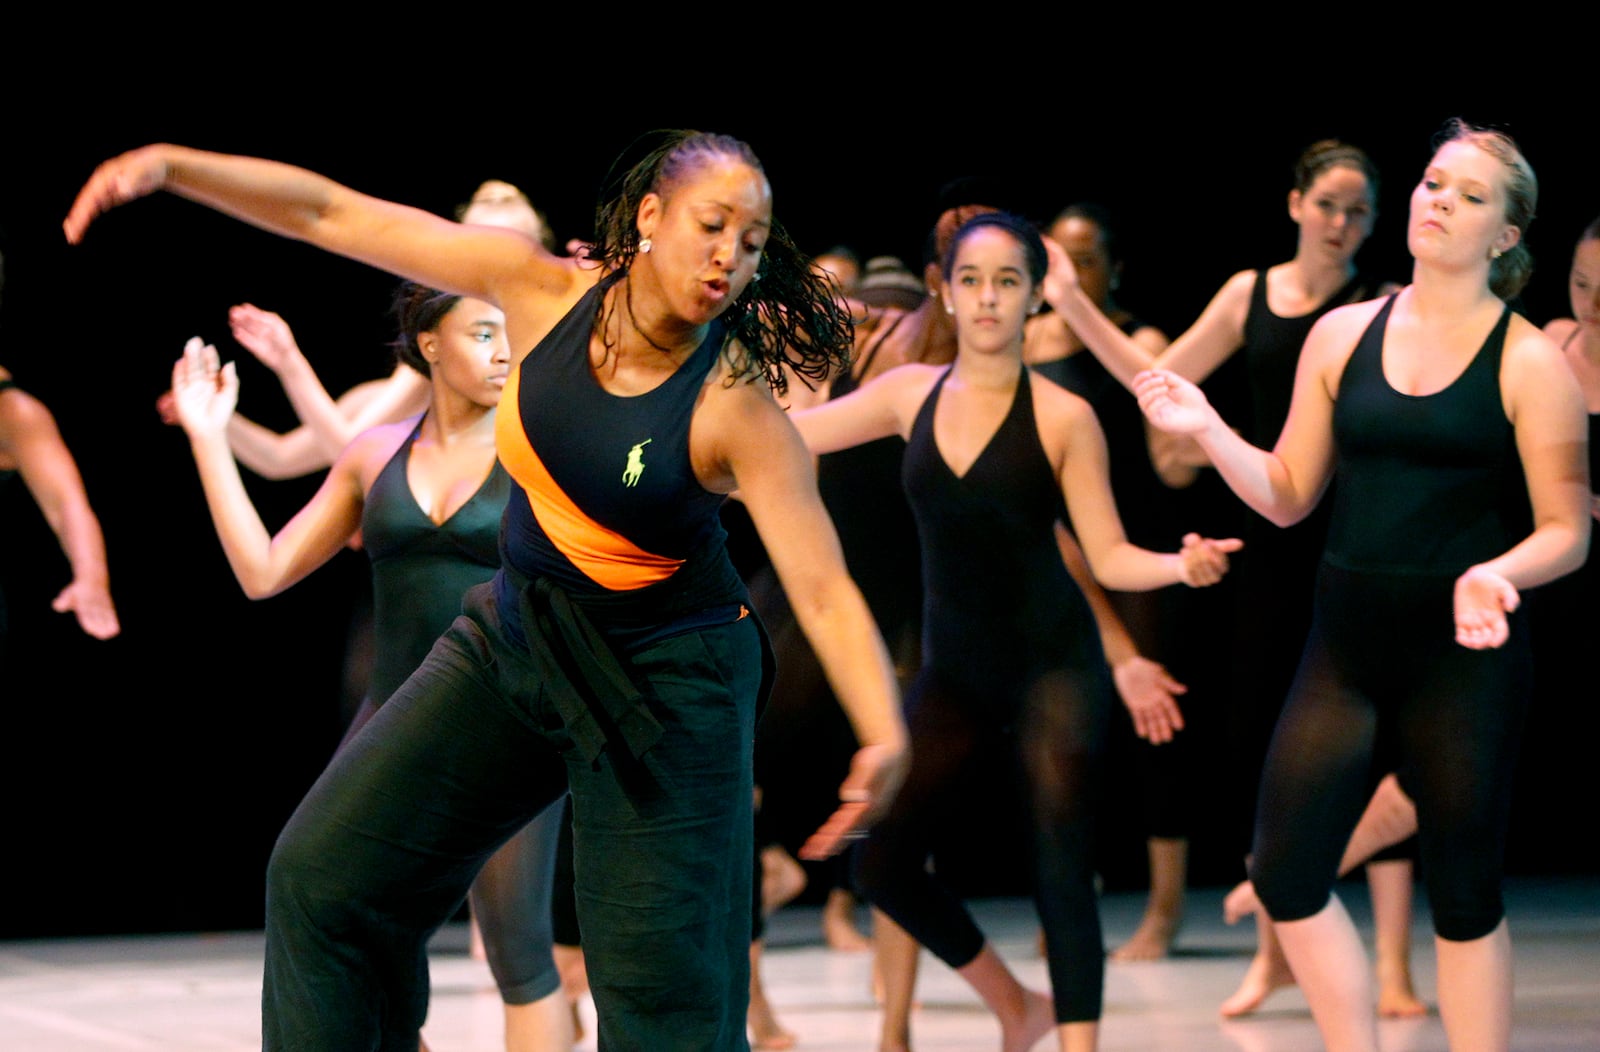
[1251,295,1532,941]
[854,366,1112,1024]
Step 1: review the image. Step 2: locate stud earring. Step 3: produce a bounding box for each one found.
[639,237,653,254]
[945,303,955,315]
[1490,246,1503,260]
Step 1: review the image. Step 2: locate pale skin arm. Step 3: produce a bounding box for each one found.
[229,304,431,466]
[170,338,372,599]
[1453,322,1590,648]
[1055,522,1187,744]
[710,379,908,860]
[0,384,119,638]
[1042,237,1252,390]
[1132,304,1364,527]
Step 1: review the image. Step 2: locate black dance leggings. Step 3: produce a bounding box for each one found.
[1250,564,1531,942]
[854,662,1111,1024]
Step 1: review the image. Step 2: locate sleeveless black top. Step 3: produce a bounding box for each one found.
[1326,295,1528,574]
[361,422,509,704]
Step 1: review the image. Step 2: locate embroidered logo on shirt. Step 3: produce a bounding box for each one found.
[623,439,653,488]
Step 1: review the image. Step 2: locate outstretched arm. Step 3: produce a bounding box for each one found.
[0,383,119,638]
[170,339,371,598]
[713,383,908,860]
[65,145,563,314]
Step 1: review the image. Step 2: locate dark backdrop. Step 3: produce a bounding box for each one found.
[1,51,1594,937]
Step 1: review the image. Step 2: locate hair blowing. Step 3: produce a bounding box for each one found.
[586,130,853,396]
[1435,119,1538,300]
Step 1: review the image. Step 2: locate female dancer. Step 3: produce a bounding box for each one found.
[1024,202,1202,962]
[66,129,908,1052]
[1044,141,1424,1016]
[1541,216,1600,524]
[185,181,548,480]
[1134,120,1589,1052]
[792,211,1239,1052]
[170,286,572,1051]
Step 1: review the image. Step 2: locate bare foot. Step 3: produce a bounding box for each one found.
[1109,909,1183,961]
[822,888,873,952]
[1222,880,1262,926]
[1218,948,1296,1017]
[761,845,807,916]
[1376,960,1428,1018]
[1001,989,1055,1052]
[749,991,797,1049]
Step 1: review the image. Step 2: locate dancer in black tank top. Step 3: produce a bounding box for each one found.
[1039,141,1426,1017]
[794,212,1239,1052]
[1134,122,1589,1052]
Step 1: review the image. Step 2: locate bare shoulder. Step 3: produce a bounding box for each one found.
[1503,314,1579,397]
[345,416,419,488]
[501,258,606,362]
[1542,316,1579,347]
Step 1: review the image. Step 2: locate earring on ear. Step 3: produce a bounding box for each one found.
[1490,246,1503,259]
[944,302,955,315]
[639,237,653,254]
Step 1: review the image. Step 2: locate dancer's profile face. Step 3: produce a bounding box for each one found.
[1568,236,1600,335]
[636,158,771,326]
[423,297,511,408]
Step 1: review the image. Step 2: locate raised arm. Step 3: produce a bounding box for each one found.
[0,380,119,638]
[170,338,373,598]
[64,145,566,311]
[709,380,908,859]
[1042,237,1252,390]
[787,362,933,455]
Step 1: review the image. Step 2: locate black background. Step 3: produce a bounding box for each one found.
[1,41,1594,938]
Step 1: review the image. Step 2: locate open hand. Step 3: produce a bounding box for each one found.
[170,337,239,438]
[799,740,908,860]
[1134,369,1215,435]
[63,146,170,244]
[1113,655,1187,744]
[1453,566,1518,649]
[229,304,302,373]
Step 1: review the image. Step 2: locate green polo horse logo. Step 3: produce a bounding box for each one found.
[623,439,652,487]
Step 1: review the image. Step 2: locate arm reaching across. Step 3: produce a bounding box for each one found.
[0,375,119,638]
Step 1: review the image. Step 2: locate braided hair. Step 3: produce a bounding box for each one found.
[586,130,853,396]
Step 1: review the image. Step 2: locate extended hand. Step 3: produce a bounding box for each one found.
[1040,236,1081,307]
[63,145,169,244]
[1453,566,1518,650]
[1112,655,1187,744]
[799,740,908,861]
[171,337,240,438]
[229,304,302,373]
[1134,369,1214,435]
[52,579,120,639]
[1178,532,1243,587]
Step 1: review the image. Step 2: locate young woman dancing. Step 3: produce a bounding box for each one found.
[1134,120,1589,1052]
[1043,141,1425,1016]
[66,129,908,1052]
[792,211,1239,1052]
[170,285,574,1051]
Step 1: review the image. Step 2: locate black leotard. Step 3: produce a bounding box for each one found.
[855,366,1112,1024]
[1251,295,1533,941]
[361,423,508,706]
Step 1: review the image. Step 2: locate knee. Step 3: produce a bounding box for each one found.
[1428,877,1505,942]
[1249,857,1329,925]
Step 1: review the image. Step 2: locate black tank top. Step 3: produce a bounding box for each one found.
[1325,295,1528,574]
[361,422,508,704]
[1242,269,1375,448]
[904,367,1097,692]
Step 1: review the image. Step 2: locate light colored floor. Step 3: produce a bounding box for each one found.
[1,877,1596,1051]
